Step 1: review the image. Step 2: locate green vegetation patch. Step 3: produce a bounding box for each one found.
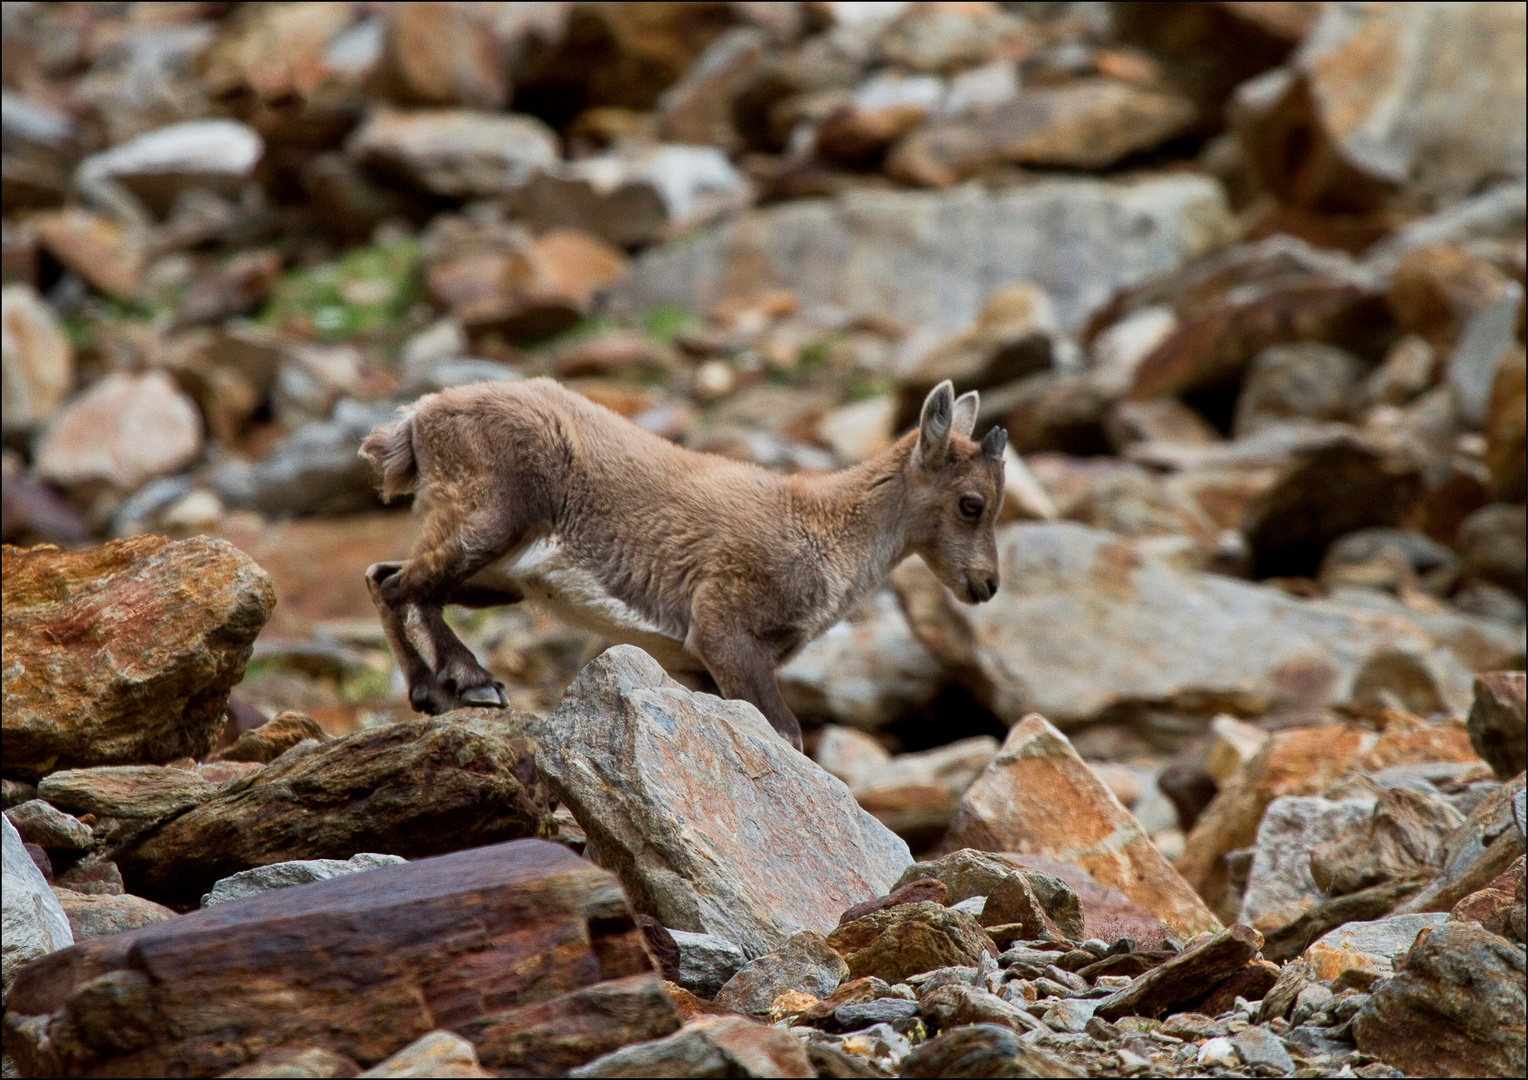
[260,238,420,339]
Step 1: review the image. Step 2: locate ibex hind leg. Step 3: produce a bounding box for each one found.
[366,562,458,715]
[377,488,531,712]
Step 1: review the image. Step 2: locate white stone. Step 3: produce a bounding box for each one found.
[35,370,202,492]
[1,284,74,433]
[2,815,73,994]
[201,853,405,908]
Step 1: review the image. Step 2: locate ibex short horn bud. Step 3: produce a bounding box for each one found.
[982,426,1007,459]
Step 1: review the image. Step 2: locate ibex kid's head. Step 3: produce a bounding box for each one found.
[905,380,1007,604]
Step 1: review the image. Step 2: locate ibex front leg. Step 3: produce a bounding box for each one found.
[689,610,804,751]
[372,498,521,712]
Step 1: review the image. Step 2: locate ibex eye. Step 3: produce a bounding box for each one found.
[959,496,983,518]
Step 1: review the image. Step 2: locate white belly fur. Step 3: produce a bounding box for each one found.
[467,537,699,671]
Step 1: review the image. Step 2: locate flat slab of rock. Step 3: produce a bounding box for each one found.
[616,176,1232,362]
[3,840,679,1077]
[4,799,93,851]
[569,1015,812,1078]
[2,815,72,994]
[114,710,553,909]
[1094,924,1263,1021]
[942,714,1220,940]
[896,522,1447,727]
[1354,921,1526,1078]
[38,764,216,821]
[53,889,176,941]
[1,536,274,780]
[202,853,406,907]
[1305,913,1448,983]
[538,646,910,958]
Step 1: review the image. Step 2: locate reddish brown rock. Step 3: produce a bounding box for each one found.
[838,878,949,926]
[113,711,554,909]
[1,537,275,782]
[2,840,678,1078]
[1177,716,1480,921]
[1094,924,1264,1021]
[1468,671,1527,781]
[1449,855,1526,942]
[1354,921,1526,1079]
[826,902,996,984]
[1485,345,1526,502]
[32,209,145,302]
[899,1022,1080,1078]
[1001,854,1174,951]
[942,714,1220,941]
[209,710,329,765]
[1129,274,1388,400]
[1194,958,1280,1016]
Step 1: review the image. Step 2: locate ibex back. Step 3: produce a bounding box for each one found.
[360,376,1006,750]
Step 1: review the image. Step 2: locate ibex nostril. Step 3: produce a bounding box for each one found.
[987,576,999,597]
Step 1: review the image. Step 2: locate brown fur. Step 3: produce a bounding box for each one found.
[359,376,1006,750]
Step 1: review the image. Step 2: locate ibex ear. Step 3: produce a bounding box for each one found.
[981,426,1007,460]
[917,380,955,469]
[951,390,979,438]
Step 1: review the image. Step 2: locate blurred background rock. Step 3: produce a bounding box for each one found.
[2,0,1523,859]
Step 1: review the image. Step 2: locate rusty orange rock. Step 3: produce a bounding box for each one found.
[2,537,275,781]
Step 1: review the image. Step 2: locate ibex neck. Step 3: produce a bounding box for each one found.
[789,433,917,610]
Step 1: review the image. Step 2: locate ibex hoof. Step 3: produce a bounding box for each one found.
[459,683,508,708]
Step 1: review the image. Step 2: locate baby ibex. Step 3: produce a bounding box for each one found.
[360,377,1006,750]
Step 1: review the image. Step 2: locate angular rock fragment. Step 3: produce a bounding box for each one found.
[1448,855,1525,942]
[838,879,949,926]
[1236,795,1375,933]
[1260,877,1430,964]
[210,709,329,764]
[347,107,558,198]
[569,1015,812,1079]
[899,1023,1080,1078]
[1354,921,1526,1079]
[53,889,175,941]
[2,536,274,780]
[538,647,910,957]
[850,738,1000,847]
[1,283,73,434]
[1468,671,1526,780]
[75,118,263,216]
[3,840,678,1077]
[1309,785,1465,898]
[1305,913,1450,985]
[225,1046,361,1078]
[892,849,1083,940]
[114,710,552,909]
[714,930,847,1016]
[617,176,1232,362]
[942,713,1219,940]
[3,799,93,851]
[210,399,396,517]
[1094,924,1263,1021]
[897,523,1443,728]
[34,370,203,493]
[669,929,747,999]
[37,765,216,821]
[827,902,995,983]
[1396,773,1528,917]
[2,815,72,994]
[1178,716,1480,920]
[358,1031,490,1078]
[202,853,406,907]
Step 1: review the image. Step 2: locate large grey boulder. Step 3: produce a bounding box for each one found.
[2,815,73,994]
[614,176,1233,365]
[538,646,912,958]
[895,522,1453,726]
